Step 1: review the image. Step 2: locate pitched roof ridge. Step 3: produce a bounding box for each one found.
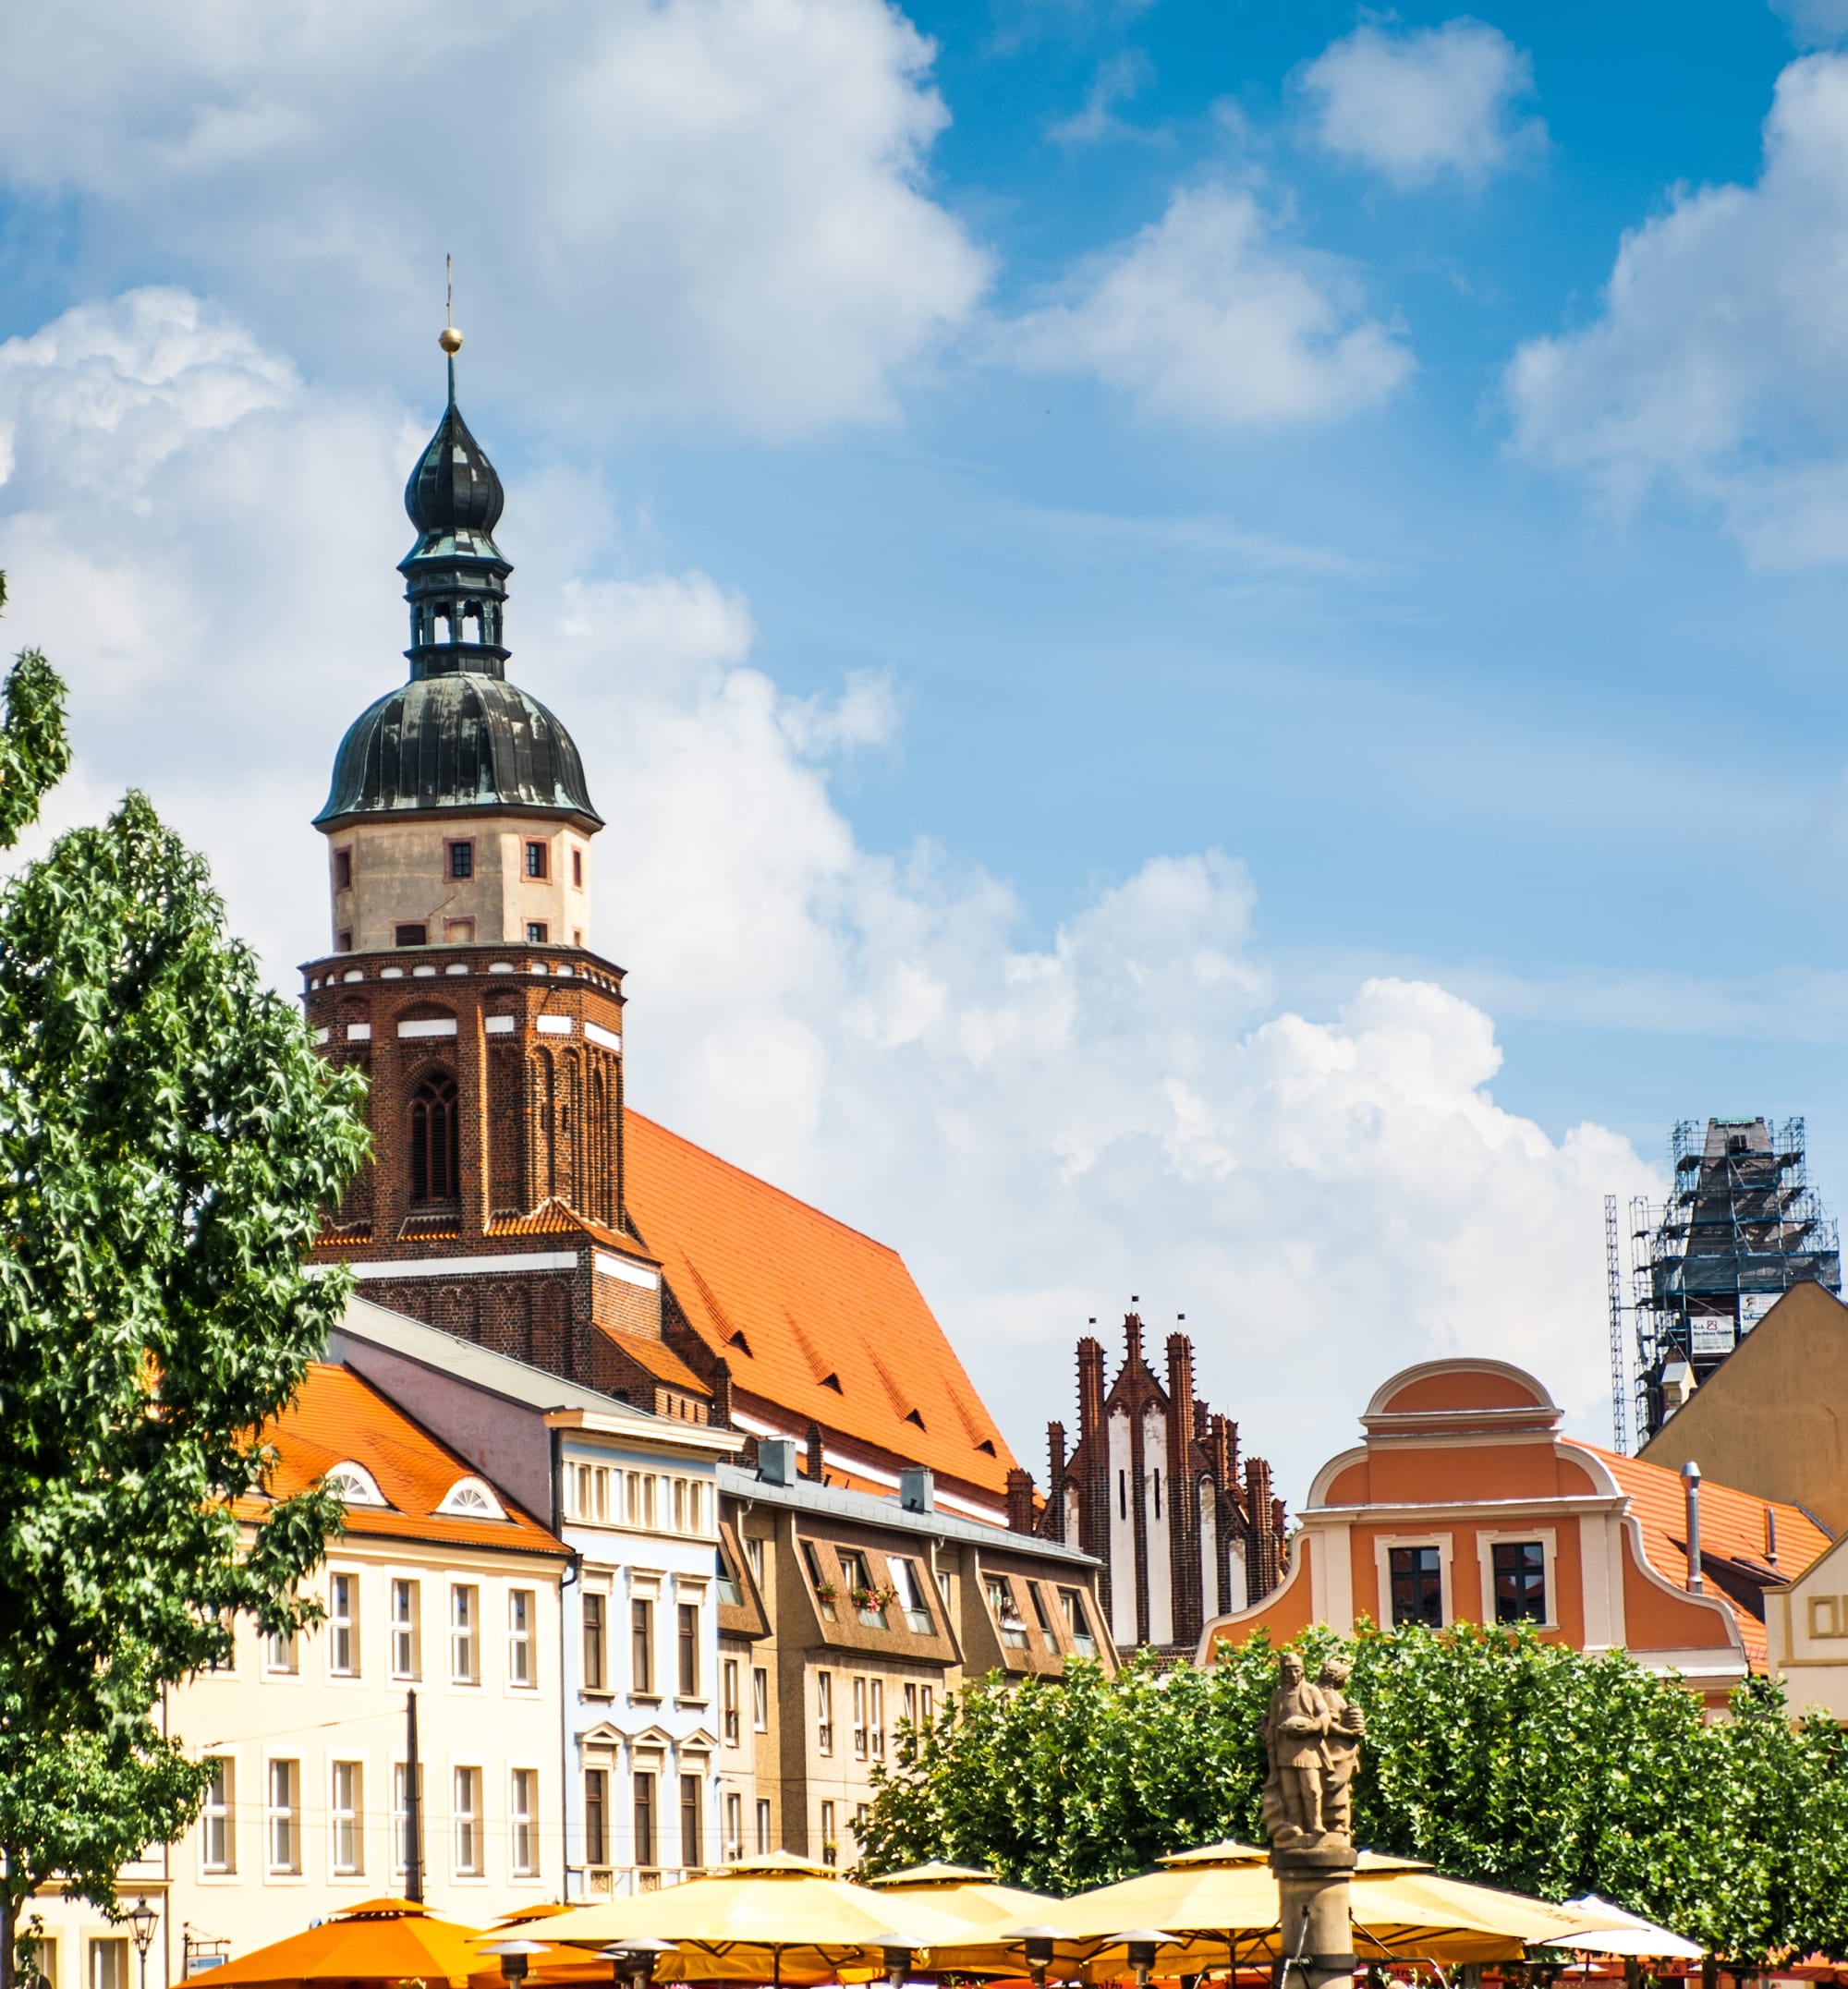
[626,1109,906,1261]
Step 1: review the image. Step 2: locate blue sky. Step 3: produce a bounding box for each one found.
[2,0,1845,1490]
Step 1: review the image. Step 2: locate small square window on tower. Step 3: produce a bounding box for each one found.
[395,923,428,947]
[526,921,549,945]
[333,848,353,891]
[444,917,476,944]
[336,929,354,953]
[448,841,474,880]
[524,841,549,880]
[571,848,583,889]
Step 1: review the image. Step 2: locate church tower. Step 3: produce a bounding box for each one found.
[302,326,711,1420]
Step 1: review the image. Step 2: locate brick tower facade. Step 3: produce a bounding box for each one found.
[303,334,714,1423]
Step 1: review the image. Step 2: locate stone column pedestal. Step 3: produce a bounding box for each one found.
[1271,1844,1357,1989]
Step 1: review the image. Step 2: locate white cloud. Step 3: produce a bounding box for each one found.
[0,0,989,439]
[0,287,1652,1498]
[1301,18,1544,188]
[1048,50,1159,147]
[1506,55,1848,564]
[1773,0,1848,48]
[1006,183,1413,426]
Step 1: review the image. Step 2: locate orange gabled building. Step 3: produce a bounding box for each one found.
[626,1110,1018,1525]
[1198,1357,1828,1705]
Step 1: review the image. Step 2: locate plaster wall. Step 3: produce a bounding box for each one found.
[1144,1407,1173,1646]
[1768,1534,1848,1720]
[324,817,594,953]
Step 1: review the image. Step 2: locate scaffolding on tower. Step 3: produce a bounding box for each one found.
[1629,1116,1841,1445]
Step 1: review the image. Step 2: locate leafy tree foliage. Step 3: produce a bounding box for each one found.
[0,577,370,1981]
[860,1627,1848,1965]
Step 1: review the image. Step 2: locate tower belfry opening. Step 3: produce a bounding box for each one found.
[1630,1115,1842,1442]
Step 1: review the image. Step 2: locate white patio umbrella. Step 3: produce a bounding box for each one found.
[1550,1897,1705,1961]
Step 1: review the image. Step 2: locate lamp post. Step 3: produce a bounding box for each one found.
[127,1898,159,1989]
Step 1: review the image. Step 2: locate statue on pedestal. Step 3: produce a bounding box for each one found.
[1259,1650,1366,1851]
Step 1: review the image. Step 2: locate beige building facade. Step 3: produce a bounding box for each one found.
[716,1441,1113,1866]
[1768,1530,1848,1720]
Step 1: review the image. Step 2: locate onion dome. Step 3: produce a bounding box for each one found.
[315,673,602,831]
[316,328,601,831]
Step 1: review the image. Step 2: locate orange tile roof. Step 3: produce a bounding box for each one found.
[1589,1445,1829,1670]
[246,1363,565,1558]
[601,1325,711,1396]
[623,1110,1017,1498]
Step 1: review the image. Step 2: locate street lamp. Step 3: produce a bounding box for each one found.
[127,1898,159,1989]
[480,1940,553,1988]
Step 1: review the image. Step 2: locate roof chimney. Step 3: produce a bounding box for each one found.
[899,1466,934,1514]
[1682,1460,1704,1594]
[758,1437,796,1486]
[1006,1467,1037,1534]
[1765,1503,1779,1568]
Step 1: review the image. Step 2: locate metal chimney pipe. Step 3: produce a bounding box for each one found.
[1682,1461,1704,1594]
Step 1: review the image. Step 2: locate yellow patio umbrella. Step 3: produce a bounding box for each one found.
[862,1862,1062,1933]
[206,1898,488,1988]
[540,1852,978,1986]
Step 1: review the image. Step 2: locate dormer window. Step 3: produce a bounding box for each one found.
[325,1461,389,1508]
[437,1476,506,1520]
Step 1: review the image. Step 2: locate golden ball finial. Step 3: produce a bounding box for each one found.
[439,325,463,356]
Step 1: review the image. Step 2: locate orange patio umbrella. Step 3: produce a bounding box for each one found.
[208,1898,488,1989]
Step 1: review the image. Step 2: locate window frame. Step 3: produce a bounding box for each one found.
[1477,1528,1559,1631]
[446,839,475,881]
[449,1583,480,1685]
[525,840,550,880]
[453,1764,482,1876]
[266,1756,300,1874]
[331,1759,364,1876]
[201,1756,235,1874]
[510,1766,538,1878]
[390,1577,420,1680]
[632,1596,655,1695]
[584,1766,609,1867]
[508,1587,535,1688]
[582,1591,608,1692]
[1376,1535,1453,1631]
[328,1571,359,1679]
[677,1600,699,1698]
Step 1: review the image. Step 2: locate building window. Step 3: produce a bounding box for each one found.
[448,841,474,880]
[391,1579,420,1679]
[24,1936,56,1989]
[678,1602,699,1697]
[800,1540,835,1619]
[1027,1583,1056,1645]
[444,916,475,943]
[632,1598,655,1693]
[569,1462,612,1522]
[453,1765,481,1875]
[265,1627,298,1675]
[88,1943,127,1989]
[755,1799,772,1854]
[508,1588,534,1687]
[891,1558,931,1633]
[1390,1546,1444,1629]
[869,1679,885,1759]
[1153,1468,1162,1521]
[752,1667,769,1733]
[201,1757,235,1873]
[816,1670,833,1754]
[450,1584,479,1683]
[409,1072,459,1203]
[526,921,549,944]
[920,1684,934,1725]
[1059,1587,1097,1655]
[395,923,428,947]
[1119,1469,1127,1520]
[584,1768,608,1867]
[681,1772,703,1869]
[852,1676,868,1759]
[723,1659,740,1744]
[746,1535,765,1586]
[331,1760,363,1875]
[336,929,353,953]
[333,848,352,891]
[582,1593,607,1692]
[267,1758,299,1873]
[1492,1541,1548,1625]
[525,841,550,879]
[634,1772,656,1869]
[987,1578,1027,1648]
[511,1768,537,1876]
[902,1681,916,1732]
[329,1572,358,1677]
[571,847,584,888]
[820,1800,836,1866]
[724,1790,743,1862]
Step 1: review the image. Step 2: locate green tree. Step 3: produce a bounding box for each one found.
[860,1625,1848,1965]
[0,577,370,1983]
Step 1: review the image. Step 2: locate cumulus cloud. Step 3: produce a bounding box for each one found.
[0,288,1651,1496]
[0,0,988,438]
[1506,55,1848,564]
[1006,183,1413,426]
[1773,0,1848,48]
[1301,18,1544,188]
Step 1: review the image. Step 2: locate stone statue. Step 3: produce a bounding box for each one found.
[1313,1656,1366,1843]
[1259,1650,1331,1848]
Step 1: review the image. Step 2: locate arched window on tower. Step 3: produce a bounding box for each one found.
[409,1070,460,1203]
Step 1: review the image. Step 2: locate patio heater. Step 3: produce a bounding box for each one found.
[881,1947,912,1989]
[602,1936,674,1989]
[1118,1931,1172,1989]
[482,1939,554,1987]
[1015,1927,1062,1989]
